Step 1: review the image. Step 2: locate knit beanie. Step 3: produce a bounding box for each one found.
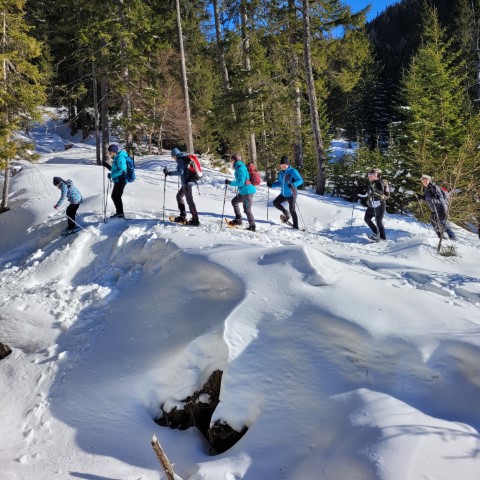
[108,144,119,153]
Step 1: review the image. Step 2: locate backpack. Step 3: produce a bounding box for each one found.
[246,162,261,186]
[126,155,135,183]
[187,154,203,181]
[440,186,450,202]
[382,179,390,197]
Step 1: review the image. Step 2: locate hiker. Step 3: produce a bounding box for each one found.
[225,153,256,231]
[163,147,200,226]
[358,168,389,242]
[418,174,456,240]
[267,155,303,229]
[53,176,82,232]
[103,144,128,218]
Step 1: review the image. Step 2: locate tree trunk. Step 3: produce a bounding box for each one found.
[1,11,10,212]
[212,0,236,120]
[301,0,326,195]
[1,162,10,212]
[175,0,194,153]
[100,79,109,163]
[288,0,304,174]
[92,62,101,165]
[118,0,133,153]
[240,0,257,164]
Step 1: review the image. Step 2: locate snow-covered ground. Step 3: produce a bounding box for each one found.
[1,113,479,480]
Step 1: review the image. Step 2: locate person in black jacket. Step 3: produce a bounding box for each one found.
[418,174,456,240]
[164,147,199,225]
[358,168,389,242]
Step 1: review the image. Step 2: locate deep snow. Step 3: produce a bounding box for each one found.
[1,112,479,480]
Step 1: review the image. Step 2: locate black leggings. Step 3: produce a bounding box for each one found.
[111,180,127,215]
[66,203,80,230]
[364,203,386,239]
[273,194,298,228]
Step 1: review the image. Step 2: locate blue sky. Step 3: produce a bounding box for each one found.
[349,0,400,21]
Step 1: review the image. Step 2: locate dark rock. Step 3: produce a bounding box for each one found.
[0,342,12,359]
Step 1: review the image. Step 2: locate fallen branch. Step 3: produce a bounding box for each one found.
[151,434,180,480]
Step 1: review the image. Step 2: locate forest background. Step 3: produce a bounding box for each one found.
[1,0,479,233]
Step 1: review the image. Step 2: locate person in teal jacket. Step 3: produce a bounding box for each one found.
[104,144,128,218]
[225,153,257,231]
[267,155,303,229]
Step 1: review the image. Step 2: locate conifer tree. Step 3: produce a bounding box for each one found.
[0,0,45,212]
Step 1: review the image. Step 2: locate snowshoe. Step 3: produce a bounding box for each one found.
[61,227,81,237]
[368,234,380,243]
[280,214,290,224]
[110,212,125,219]
[169,215,187,224]
[228,218,242,227]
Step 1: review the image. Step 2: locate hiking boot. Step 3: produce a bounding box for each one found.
[110,212,125,218]
[173,216,187,223]
[246,225,256,232]
[368,233,380,242]
[187,218,200,226]
[228,218,242,226]
[280,214,290,224]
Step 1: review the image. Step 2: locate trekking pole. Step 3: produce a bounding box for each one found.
[294,196,307,232]
[349,199,355,237]
[220,183,228,227]
[266,184,270,221]
[65,214,85,230]
[102,164,107,223]
[104,179,111,221]
[162,174,167,224]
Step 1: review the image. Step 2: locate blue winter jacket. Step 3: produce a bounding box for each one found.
[55,180,82,207]
[230,160,256,195]
[168,153,197,186]
[271,166,303,197]
[110,150,128,183]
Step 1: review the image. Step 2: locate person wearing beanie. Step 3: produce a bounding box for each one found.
[104,144,128,218]
[53,176,83,232]
[224,153,257,231]
[267,155,303,229]
[163,147,200,225]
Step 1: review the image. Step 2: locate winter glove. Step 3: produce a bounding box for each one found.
[163,167,169,176]
[267,181,273,188]
[288,183,294,189]
[225,179,231,185]
[107,173,111,179]
[54,205,58,209]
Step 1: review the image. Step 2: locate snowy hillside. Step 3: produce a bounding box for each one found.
[1,115,479,480]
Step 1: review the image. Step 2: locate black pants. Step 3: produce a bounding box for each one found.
[111,180,126,215]
[273,194,298,228]
[66,203,80,230]
[176,183,198,219]
[232,193,255,226]
[364,203,386,239]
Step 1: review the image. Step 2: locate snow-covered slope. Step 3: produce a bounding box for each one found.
[1,115,479,480]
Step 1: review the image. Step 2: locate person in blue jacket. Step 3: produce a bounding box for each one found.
[225,153,256,231]
[267,155,303,229]
[53,176,82,232]
[163,147,200,225]
[103,144,128,218]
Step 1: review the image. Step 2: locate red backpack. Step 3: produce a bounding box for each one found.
[187,154,203,181]
[246,162,261,186]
